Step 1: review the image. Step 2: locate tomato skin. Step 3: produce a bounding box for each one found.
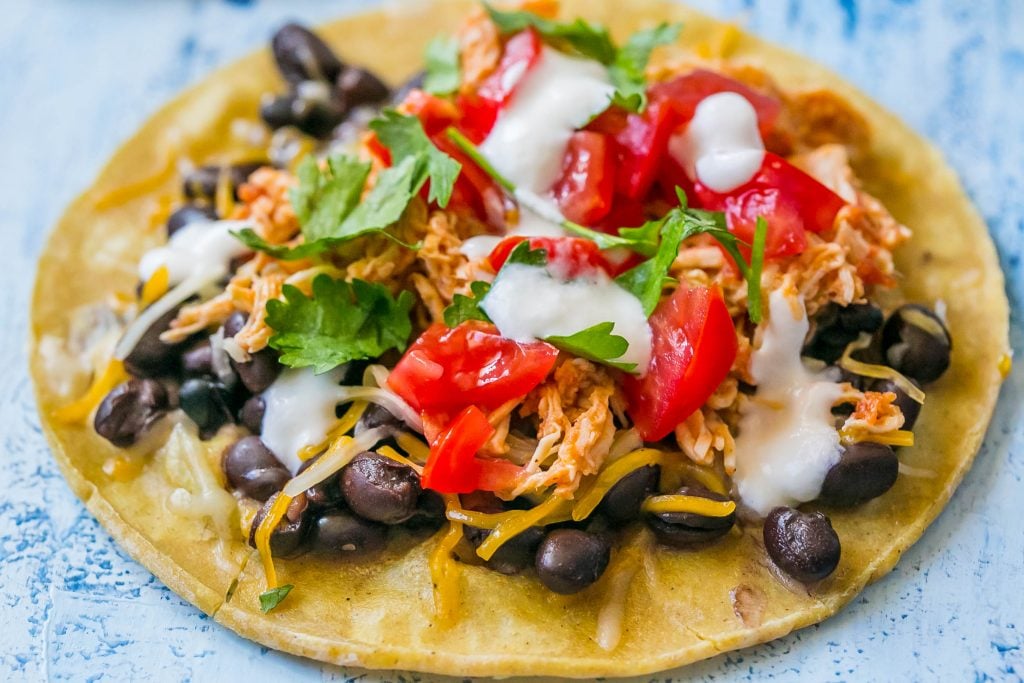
[587,99,678,201]
[388,322,559,413]
[421,405,495,493]
[624,285,737,441]
[457,28,543,142]
[693,152,846,259]
[553,131,615,225]
[487,236,626,278]
[650,69,781,138]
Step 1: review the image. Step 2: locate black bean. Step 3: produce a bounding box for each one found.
[763,507,841,583]
[310,509,387,559]
[804,302,884,364]
[881,305,952,384]
[260,93,298,130]
[355,403,402,435]
[404,489,446,531]
[390,70,424,106]
[535,529,611,594]
[231,348,281,394]
[182,162,264,202]
[271,23,343,85]
[464,524,545,575]
[297,453,344,511]
[222,436,289,502]
[340,452,421,524]
[869,377,923,430]
[181,340,214,377]
[94,379,170,448]
[223,311,247,339]
[819,442,899,508]
[598,465,660,525]
[292,94,347,139]
[178,378,235,438]
[249,492,310,558]
[239,395,265,434]
[123,308,187,378]
[166,203,217,237]
[335,66,390,108]
[646,486,736,547]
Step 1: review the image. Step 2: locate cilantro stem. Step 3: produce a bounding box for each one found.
[444,127,516,192]
[746,216,768,324]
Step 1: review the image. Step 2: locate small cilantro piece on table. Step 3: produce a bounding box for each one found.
[423,35,461,95]
[259,584,293,613]
[265,274,415,374]
[484,3,679,112]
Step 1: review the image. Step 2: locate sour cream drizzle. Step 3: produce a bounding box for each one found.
[671,91,765,193]
[260,367,348,474]
[138,219,251,286]
[480,263,652,373]
[480,46,614,196]
[733,291,844,516]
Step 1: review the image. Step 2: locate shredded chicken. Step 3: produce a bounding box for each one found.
[457,7,502,93]
[233,167,299,244]
[674,407,735,469]
[843,390,906,434]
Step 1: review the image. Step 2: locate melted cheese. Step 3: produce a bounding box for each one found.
[733,291,843,516]
[480,263,652,372]
[260,367,347,474]
[480,46,614,195]
[138,219,251,286]
[670,91,765,193]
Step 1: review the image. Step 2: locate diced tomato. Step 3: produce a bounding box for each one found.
[594,196,648,234]
[399,89,460,135]
[650,69,781,138]
[457,28,543,142]
[655,151,696,207]
[421,405,495,493]
[388,321,559,413]
[433,133,509,226]
[587,99,678,201]
[476,458,523,492]
[486,236,628,278]
[552,131,614,225]
[624,285,737,441]
[693,152,846,259]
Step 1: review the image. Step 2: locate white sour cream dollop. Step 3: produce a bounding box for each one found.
[260,367,347,474]
[138,219,251,285]
[732,290,844,516]
[670,91,765,193]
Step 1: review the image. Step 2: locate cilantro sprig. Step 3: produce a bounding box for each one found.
[235,113,460,260]
[423,36,461,95]
[484,3,679,112]
[265,274,414,373]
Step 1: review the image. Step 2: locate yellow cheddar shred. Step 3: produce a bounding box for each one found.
[254,492,293,589]
[139,265,170,307]
[840,335,926,404]
[999,353,1013,379]
[571,448,664,522]
[297,401,367,462]
[641,494,736,517]
[841,427,915,448]
[429,495,464,627]
[215,166,236,219]
[658,454,729,496]
[377,445,423,474]
[395,431,431,464]
[52,359,128,424]
[476,495,570,561]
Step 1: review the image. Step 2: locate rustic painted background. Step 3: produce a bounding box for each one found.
[2,0,1022,680]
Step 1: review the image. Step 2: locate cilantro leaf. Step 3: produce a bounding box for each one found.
[423,36,461,95]
[746,216,768,324]
[545,322,636,372]
[369,110,461,207]
[443,280,493,327]
[484,3,617,63]
[505,240,549,266]
[291,155,371,241]
[265,275,414,373]
[608,23,680,112]
[615,211,687,316]
[259,584,293,613]
[232,228,331,260]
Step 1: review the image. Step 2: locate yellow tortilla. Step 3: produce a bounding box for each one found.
[30,0,1010,677]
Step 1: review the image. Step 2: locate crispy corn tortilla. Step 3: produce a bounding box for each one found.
[30,0,1010,677]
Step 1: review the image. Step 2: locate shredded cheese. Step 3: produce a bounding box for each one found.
[296,400,368,462]
[52,359,128,424]
[840,427,915,448]
[476,495,570,561]
[139,265,170,307]
[658,455,729,496]
[395,431,431,464]
[571,449,664,522]
[640,494,736,517]
[376,445,424,474]
[595,551,639,651]
[839,334,926,404]
[215,166,237,219]
[254,492,293,589]
[429,494,464,628]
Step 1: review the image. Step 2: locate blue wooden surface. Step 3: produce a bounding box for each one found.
[3,1,1022,680]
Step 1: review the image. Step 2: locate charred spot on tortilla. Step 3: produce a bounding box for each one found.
[29,0,1008,677]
